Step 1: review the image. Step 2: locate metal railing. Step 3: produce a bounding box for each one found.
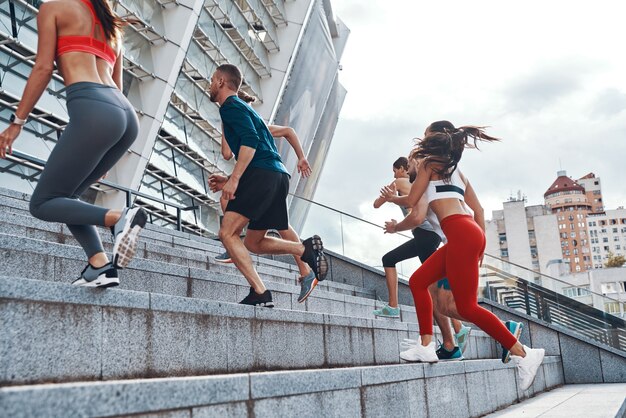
[5,149,205,234]
[291,193,626,352]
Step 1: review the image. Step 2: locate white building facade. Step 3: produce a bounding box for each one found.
[0,0,349,235]
[485,199,564,276]
[587,208,626,269]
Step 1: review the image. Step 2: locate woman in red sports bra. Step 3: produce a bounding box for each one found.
[0,0,147,288]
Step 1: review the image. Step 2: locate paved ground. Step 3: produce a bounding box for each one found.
[485,384,626,417]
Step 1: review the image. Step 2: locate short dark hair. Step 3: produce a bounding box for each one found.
[216,64,242,91]
[393,157,409,170]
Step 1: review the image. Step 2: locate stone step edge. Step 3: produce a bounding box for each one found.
[0,232,377,301]
[0,357,562,418]
[0,275,414,332]
[0,275,492,339]
[0,216,301,279]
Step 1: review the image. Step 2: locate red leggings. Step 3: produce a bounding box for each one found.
[409,214,518,350]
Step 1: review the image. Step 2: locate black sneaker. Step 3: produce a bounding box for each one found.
[436,344,464,361]
[300,235,328,281]
[72,262,119,288]
[239,287,274,308]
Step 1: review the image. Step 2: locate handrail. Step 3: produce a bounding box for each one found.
[7,150,198,231]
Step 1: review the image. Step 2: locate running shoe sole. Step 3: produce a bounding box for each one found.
[310,235,329,280]
[503,322,524,363]
[297,277,319,303]
[72,276,119,288]
[214,256,233,263]
[113,208,147,269]
[437,355,465,362]
[373,312,400,318]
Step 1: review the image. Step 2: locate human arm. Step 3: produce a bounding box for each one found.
[220,124,234,160]
[268,125,312,177]
[0,4,56,158]
[381,163,431,208]
[221,146,255,200]
[384,194,428,233]
[373,181,395,208]
[459,172,485,232]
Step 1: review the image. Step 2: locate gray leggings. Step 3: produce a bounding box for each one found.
[29,82,139,258]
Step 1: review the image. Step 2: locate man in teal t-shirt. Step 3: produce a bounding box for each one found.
[207,64,328,308]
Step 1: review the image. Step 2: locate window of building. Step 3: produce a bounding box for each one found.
[583,255,590,261]
[604,246,610,251]
[564,286,590,298]
[601,283,620,294]
[575,265,581,272]
[616,245,621,250]
[601,229,607,233]
[603,237,609,243]
[613,228,619,233]
[600,220,607,226]
[571,232,577,238]
[564,250,570,256]
[614,236,620,242]
[500,249,508,257]
[610,219,618,225]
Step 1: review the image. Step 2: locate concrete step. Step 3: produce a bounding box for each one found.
[0,190,402,300]
[0,357,564,418]
[0,232,502,360]
[0,195,377,297]
[0,275,503,387]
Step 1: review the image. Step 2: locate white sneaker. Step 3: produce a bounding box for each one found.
[400,341,438,363]
[511,345,545,391]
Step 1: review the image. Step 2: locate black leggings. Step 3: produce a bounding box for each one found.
[382,227,442,268]
[29,82,138,258]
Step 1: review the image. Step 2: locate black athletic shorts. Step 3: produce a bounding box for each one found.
[225,166,290,231]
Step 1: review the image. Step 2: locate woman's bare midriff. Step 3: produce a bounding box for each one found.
[57,54,116,87]
[429,198,470,222]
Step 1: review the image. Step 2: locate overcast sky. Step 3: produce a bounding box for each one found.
[314,0,626,230]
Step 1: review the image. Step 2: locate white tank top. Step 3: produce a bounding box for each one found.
[425,169,466,204]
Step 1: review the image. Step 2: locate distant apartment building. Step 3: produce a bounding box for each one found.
[587,208,626,269]
[485,199,564,276]
[551,268,626,318]
[544,170,593,273]
[578,172,605,214]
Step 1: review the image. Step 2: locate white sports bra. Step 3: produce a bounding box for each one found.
[425,169,466,204]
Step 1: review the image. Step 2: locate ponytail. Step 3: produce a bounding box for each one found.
[90,0,124,44]
[237,90,257,103]
[411,125,500,182]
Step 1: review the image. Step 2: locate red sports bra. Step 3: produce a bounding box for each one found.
[56,0,117,67]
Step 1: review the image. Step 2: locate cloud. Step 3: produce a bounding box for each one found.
[590,88,626,118]
[501,60,601,115]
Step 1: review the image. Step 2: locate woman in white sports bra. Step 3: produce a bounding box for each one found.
[387,121,545,392]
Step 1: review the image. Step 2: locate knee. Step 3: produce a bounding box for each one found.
[382,253,396,268]
[29,198,45,220]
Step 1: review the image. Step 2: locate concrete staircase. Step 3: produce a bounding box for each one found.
[0,187,565,417]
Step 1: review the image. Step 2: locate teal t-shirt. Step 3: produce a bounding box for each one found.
[219,95,289,175]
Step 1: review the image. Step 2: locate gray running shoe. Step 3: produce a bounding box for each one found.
[72,263,119,288]
[297,270,318,303]
[214,251,233,263]
[300,235,328,281]
[112,207,147,269]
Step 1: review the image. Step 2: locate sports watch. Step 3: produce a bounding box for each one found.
[9,113,27,126]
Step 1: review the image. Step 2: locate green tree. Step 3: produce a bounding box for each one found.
[605,252,626,268]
